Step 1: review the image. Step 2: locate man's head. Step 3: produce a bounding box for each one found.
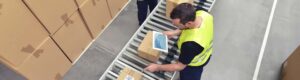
[170,3,196,30]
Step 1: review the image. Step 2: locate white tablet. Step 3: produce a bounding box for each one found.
[152,31,168,53]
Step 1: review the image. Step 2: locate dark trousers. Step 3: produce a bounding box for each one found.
[200,0,206,2]
[137,0,157,25]
[180,56,211,80]
[196,0,208,11]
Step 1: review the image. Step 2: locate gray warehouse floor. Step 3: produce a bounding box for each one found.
[203,0,300,80]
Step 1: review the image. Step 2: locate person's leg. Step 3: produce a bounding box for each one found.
[137,0,148,25]
[147,0,158,12]
[200,0,206,2]
[179,57,211,80]
[197,0,209,11]
[180,67,203,80]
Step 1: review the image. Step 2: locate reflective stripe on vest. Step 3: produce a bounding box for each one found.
[177,10,213,66]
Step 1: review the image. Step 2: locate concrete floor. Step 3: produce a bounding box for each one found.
[202,0,272,79]
[63,0,140,80]
[258,0,300,80]
[0,64,25,80]
[1,0,300,80]
[203,0,300,80]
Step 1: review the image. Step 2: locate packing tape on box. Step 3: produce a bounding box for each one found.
[61,13,69,22]
[92,0,98,6]
[21,44,35,53]
[60,13,74,27]
[33,49,43,58]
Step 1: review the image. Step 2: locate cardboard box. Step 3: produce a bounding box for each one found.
[282,45,300,80]
[75,0,88,8]
[117,67,142,80]
[23,0,78,34]
[137,31,160,62]
[17,37,72,80]
[166,0,193,18]
[106,0,128,18]
[0,0,48,68]
[52,11,93,62]
[79,0,111,38]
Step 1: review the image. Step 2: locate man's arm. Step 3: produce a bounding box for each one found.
[144,42,203,72]
[144,62,186,72]
[163,29,181,38]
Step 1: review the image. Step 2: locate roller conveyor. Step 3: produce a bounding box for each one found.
[99,0,215,80]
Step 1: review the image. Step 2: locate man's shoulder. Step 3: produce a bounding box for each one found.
[196,10,212,17]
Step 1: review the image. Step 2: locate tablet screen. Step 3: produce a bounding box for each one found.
[152,31,168,53]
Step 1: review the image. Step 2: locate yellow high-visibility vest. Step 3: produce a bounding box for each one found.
[177,10,213,66]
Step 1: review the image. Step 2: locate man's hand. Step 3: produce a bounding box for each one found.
[163,31,175,39]
[144,62,186,72]
[163,29,181,39]
[144,63,160,72]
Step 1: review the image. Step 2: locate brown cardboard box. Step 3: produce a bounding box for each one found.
[23,0,78,34]
[137,31,160,62]
[166,0,193,18]
[17,37,72,80]
[75,0,88,8]
[282,45,300,80]
[79,0,111,38]
[52,11,93,62]
[117,67,142,80]
[0,0,48,68]
[106,0,128,18]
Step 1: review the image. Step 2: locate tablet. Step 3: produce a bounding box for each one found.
[152,31,168,53]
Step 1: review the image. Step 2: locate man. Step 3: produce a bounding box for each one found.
[144,3,213,80]
[137,0,157,25]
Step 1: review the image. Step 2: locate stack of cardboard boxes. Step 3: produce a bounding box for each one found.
[0,0,128,79]
[77,0,111,38]
[282,45,300,80]
[17,38,72,80]
[76,0,128,38]
[107,0,129,17]
[0,1,72,80]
